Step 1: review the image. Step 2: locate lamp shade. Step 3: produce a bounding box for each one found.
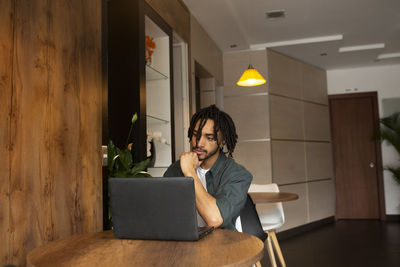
[236,65,266,87]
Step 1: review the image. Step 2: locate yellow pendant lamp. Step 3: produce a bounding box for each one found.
[236,64,266,87]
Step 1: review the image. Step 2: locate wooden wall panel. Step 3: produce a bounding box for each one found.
[0,0,13,264]
[48,0,102,238]
[3,1,102,266]
[11,1,51,264]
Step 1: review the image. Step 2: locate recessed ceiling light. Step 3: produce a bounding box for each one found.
[266,10,285,19]
[376,52,400,60]
[250,34,343,50]
[338,43,385,52]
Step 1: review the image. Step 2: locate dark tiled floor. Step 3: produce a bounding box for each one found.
[260,220,400,267]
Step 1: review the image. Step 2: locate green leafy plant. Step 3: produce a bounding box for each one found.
[106,113,152,226]
[107,113,151,178]
[379,112,400,184]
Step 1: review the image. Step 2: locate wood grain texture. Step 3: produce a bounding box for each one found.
[27,230,264,267]
[3,0,103,266]
[145,0,190,43]
[0,0,13,264]
[11,1,50,264]
[330,94,381,219]
[48,0,102,238]
[249,192,299,204]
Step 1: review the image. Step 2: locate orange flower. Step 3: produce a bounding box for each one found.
[145,35,156,63]
[145,36,156,50]
[145,35,156,62]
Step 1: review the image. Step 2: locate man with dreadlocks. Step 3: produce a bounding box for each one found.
[164,105,252,230]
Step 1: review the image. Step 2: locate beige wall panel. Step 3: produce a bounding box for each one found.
[224,95,270,140]
[270,95,304,140]
[302,63,328,104]
[304,103,331,141]
[223,50,268,96]
[234,141,272,184]
[199,77,215,92]
[271,141,306,184]
[200,91,215,108]
[279,183,308,231]
[267,49,302,99]
[308,180,335,222]
[145,0,190,43]
[191,16,223,85]
[306,142,334,180]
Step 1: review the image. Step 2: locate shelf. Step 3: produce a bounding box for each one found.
[146,64,168,81]
[147,115,170,124]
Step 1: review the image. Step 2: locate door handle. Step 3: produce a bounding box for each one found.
[369,162,375,168]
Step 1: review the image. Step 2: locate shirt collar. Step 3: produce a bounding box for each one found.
[208,151,228,177]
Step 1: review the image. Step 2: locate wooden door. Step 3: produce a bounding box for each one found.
[329,92,385,219]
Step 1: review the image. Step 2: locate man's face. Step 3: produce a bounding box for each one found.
[191,119,222,163]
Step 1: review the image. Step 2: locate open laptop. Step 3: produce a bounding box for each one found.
[108,177,214,241]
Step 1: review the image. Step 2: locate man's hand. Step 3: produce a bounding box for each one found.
[180,152,200,177]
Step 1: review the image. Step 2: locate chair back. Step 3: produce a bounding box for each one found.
[249,183,285,230]
[238,194,268,242]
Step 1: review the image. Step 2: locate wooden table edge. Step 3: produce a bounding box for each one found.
[249,192,299,204]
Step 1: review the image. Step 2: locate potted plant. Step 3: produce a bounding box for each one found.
[105,113,151,227]
[107,113,151,178]
[379,112,400,184]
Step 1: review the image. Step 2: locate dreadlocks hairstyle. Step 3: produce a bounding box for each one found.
[188,104,238,157]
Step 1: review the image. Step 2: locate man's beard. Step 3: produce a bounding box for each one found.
[193,146,220,162]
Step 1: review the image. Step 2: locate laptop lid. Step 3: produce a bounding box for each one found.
[109,177,201,241]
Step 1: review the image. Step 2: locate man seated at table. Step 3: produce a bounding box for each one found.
[164,105,252,230]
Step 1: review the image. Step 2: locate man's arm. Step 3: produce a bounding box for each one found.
[179,152,223,228]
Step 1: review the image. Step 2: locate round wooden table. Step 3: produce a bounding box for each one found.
[27,229,264,267]
[249,192,299,204]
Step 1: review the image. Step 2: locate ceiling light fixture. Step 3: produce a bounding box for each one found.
[376,52,400,60]
[237,65,266,87]
[250,34,343,50]
[338,43,385,52]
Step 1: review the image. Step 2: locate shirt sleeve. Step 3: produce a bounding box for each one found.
[214,165,252,229]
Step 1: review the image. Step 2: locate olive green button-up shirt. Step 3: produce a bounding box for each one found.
[163,152,253,230]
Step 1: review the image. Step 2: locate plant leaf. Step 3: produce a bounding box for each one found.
[116,147,133,171]
[386,167,400,184]
[131,158,151,174]
[107,140,117,172]
[132,171,152,178]
[380,112,400,155]
[131,113,138,124]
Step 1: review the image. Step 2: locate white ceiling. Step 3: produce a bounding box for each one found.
[183,0,400,70]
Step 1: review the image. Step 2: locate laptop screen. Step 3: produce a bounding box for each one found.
[109,177,202,241]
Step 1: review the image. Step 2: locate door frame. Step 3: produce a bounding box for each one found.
[328,91,386,220]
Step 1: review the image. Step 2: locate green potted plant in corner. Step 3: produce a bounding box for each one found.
[107,113,152,178]
[379,112,400,184]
